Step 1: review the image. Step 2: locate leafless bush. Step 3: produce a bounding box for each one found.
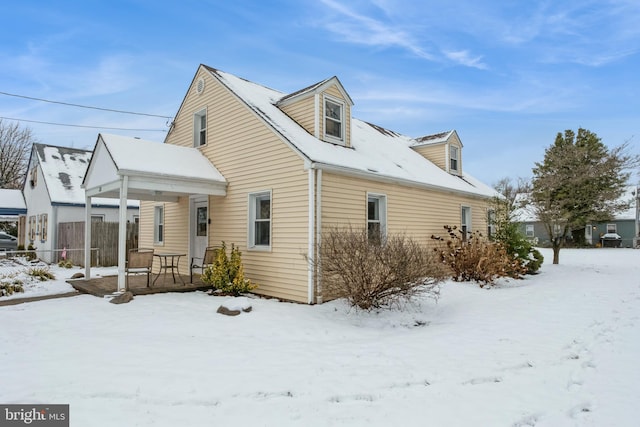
[317,227,447,310]
[431,225,527,287]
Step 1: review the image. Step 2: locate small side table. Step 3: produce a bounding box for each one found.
[153,253,186,286]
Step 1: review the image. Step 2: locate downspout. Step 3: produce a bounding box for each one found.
[307,167,315,304]
[315,168,323,303]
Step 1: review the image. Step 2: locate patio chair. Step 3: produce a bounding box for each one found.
[190,246,219,283]
[126,248,154,288]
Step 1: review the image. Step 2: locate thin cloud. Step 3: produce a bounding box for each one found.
[318,0,486,67]
[443,50,488,70]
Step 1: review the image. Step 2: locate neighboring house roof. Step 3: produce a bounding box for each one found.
[204,66,498,199]
[614,186,638,220]
[0,189,27,219]
[31,143,139,208]
[513,186,638,222]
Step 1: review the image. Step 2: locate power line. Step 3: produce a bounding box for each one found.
[0,90,173,119]
[0,116,167,132]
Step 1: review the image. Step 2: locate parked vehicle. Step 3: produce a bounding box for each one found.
[0,232,18,251]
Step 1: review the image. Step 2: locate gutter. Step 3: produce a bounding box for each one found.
[310,161,495,200]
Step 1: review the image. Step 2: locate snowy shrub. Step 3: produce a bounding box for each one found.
[491,219,543,274]
[316,227,446,310]
[201,242,257,296]
[431,225,527,287]
[26,244,37,261]
[27,267,55,281]
[58,259,73,268]
[0,281,24,296]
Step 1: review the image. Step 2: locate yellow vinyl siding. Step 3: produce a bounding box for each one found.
[412,143,446,171]
[144,67,311,302]
[321,172,490,247]
[280,96,316,136]
[139,198,190,274]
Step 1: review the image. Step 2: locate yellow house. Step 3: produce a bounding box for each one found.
[83,64,498,304]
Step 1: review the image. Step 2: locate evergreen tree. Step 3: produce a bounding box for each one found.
[531,128,637,264]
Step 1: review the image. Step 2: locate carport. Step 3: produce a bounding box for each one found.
[81,133,227,291]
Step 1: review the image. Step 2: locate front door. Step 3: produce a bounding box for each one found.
[191,199,208,260]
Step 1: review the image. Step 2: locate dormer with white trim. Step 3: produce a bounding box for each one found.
[411,130,463,176]
[277,76,354,148]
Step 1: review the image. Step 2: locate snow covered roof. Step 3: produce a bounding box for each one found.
[614,186,638,220]
[0,189,26,220]
[33,144,138,207]
[0,189,26,211]
[412,130,455,147]
[513,186,638,222]
[205,66,497,199]
[96,134,226,184]
[82,134,227,201]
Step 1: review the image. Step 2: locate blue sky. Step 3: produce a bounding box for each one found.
[2,0,639,185]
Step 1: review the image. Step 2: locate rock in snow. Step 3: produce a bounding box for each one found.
[217,296,252,316]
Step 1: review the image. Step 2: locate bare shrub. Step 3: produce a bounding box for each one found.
[317,227,447,310]
[431,225,527,287]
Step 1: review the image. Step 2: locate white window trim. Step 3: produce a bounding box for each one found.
[367,193,387,242]
[154,205,164,245]
[248,190,272,251]
[322,94,345,146]
[606,223,617,233]
[526,224,535,237]
[193,108,207,147]
[461,206,472,235]
[449,145,460,173]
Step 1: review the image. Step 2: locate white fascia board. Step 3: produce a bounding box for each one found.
[126,175,226,197]
[85,180,121,197]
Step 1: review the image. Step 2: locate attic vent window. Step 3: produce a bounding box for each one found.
[196,78,205,95]
[324,96,344,144]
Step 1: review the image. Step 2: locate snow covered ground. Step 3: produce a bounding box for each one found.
[1,248,639,426]
[0,257,115,299]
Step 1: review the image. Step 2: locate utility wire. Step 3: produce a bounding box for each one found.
[0,90,173,119]
[0,116,167,132]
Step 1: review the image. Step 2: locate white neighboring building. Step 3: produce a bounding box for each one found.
[23,143,139,262]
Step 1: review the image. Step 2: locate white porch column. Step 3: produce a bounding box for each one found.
[84,195,92,279]
[117,176,129,291]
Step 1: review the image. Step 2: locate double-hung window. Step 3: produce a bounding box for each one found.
[461,206,471,240]
[526,224,534,237]
[249,191,271,249]
[194,108,207,147]
[367,194,387,244]
[324,96,344,144]
[450,145,459,172]
[606,224,617,234]
[154,205,164,244]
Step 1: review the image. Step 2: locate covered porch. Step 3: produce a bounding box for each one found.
[81,134,227,292]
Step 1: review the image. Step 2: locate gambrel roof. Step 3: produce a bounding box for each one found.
[203,65,496,198]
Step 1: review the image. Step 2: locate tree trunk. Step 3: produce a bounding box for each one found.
[552,238,561,264]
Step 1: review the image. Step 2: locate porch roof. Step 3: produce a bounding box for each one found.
[82,133,227,201]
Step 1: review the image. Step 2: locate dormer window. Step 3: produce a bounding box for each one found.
[450,145,459,172]
[194,108,207,147]
[324,96,344,144]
